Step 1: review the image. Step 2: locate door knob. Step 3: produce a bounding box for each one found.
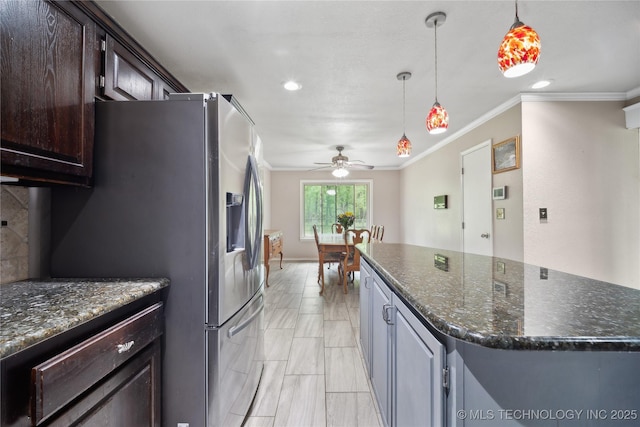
[480,233,490,239]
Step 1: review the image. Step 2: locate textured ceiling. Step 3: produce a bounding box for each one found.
[94,0,640,171]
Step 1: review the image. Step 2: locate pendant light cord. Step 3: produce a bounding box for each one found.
[402,77,407,133]
[434,18,439,103]
[512,0,522,26]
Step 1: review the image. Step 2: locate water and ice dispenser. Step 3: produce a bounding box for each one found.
[226,192,245,252]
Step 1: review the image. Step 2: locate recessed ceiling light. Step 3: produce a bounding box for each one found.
[531,80,552,89]
[283,80,302,91]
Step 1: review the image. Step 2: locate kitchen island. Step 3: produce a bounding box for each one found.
[357,243,640,427]
[1,278,168,426]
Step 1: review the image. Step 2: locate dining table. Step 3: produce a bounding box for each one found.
[316,233,353,295]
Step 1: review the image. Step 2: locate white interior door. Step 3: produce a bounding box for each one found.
[462,141,493,256]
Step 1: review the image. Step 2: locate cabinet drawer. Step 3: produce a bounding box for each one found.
[31,303,163,425]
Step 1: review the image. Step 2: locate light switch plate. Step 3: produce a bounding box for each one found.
[539,208,548,220]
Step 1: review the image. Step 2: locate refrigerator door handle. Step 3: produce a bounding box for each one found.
[243,154,263,270]
[227,298,264,338]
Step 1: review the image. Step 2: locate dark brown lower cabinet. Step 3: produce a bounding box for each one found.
[46,340,161,427]
[31,303,163,426]
[0,301,163,427]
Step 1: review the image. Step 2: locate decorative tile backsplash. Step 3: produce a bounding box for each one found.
[1,185,29,284]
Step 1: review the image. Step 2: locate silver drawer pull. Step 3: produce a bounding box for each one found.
[116,341,135,353]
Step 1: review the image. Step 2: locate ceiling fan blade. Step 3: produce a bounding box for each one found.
[347,164,374,170]
[308,165,333,171]
[311,147,374,172]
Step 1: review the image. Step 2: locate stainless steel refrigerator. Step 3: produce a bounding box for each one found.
[50,93,265,426]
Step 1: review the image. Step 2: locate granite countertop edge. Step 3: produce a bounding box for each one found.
[0,278,169,359]
[359,248,640,352]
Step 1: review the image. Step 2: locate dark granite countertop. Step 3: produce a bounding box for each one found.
[358,243,640,351]
[0,278,169,358]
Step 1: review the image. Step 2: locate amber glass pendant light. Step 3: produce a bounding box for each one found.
[498,0,541,78]
[396,72,412,157]
[425,12,448,135]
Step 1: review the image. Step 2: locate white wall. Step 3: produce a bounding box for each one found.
[261,166,272,230]
[401,105,524,260]
[269,169,401,260]
[522,100,640,288]
[266,100,639,288]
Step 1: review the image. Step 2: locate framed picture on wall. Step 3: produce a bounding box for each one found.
[492,136,520,174]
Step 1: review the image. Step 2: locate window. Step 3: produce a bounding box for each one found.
[301,180,372,238]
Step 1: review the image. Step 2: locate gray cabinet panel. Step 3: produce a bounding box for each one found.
[395,296,445,427]
[371,274,392,427]
[359,261,373,374]
[362,259,446,427]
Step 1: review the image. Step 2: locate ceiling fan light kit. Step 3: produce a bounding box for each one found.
[396,71,412,157]
[425,11,449,135]
[498,0,541,78]
[332,167,349,178]
[312,145,375,176]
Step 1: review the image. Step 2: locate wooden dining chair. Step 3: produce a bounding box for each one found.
[376,225,384,242]
[313,224,343,285]
[338,228,371,294]
[331,223,343,234]
[370,225,378,240]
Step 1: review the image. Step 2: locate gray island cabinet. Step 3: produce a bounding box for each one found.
[358,243,640,427]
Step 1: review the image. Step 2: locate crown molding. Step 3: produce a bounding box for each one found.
[402,94,522,168]
[520,92,628,102]
[626,86,640,100]
[401,91,634,169]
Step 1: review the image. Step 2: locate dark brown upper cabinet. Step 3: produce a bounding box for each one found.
[0,0,98,186]
[103,34,160,101]
[0,0,188,186]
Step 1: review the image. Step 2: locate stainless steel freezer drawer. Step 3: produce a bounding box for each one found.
[207,290,264,427]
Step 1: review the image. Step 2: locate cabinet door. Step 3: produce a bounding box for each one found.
[103,34,158,101]
[394,297,445,427]
[359,260,373,374]
[157,80,173,100]
[48,339,161,427]
[370,274,392,427]
[0,0,97,185]
[31,303,163,423]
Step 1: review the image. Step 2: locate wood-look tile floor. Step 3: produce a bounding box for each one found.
[245,262,382,427]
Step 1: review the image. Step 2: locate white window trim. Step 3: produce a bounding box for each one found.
[299,179,374,240]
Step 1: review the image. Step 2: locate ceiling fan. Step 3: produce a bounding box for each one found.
[311,146,374,177]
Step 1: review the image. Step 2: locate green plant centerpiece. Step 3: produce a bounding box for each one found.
[337,211,355,232]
